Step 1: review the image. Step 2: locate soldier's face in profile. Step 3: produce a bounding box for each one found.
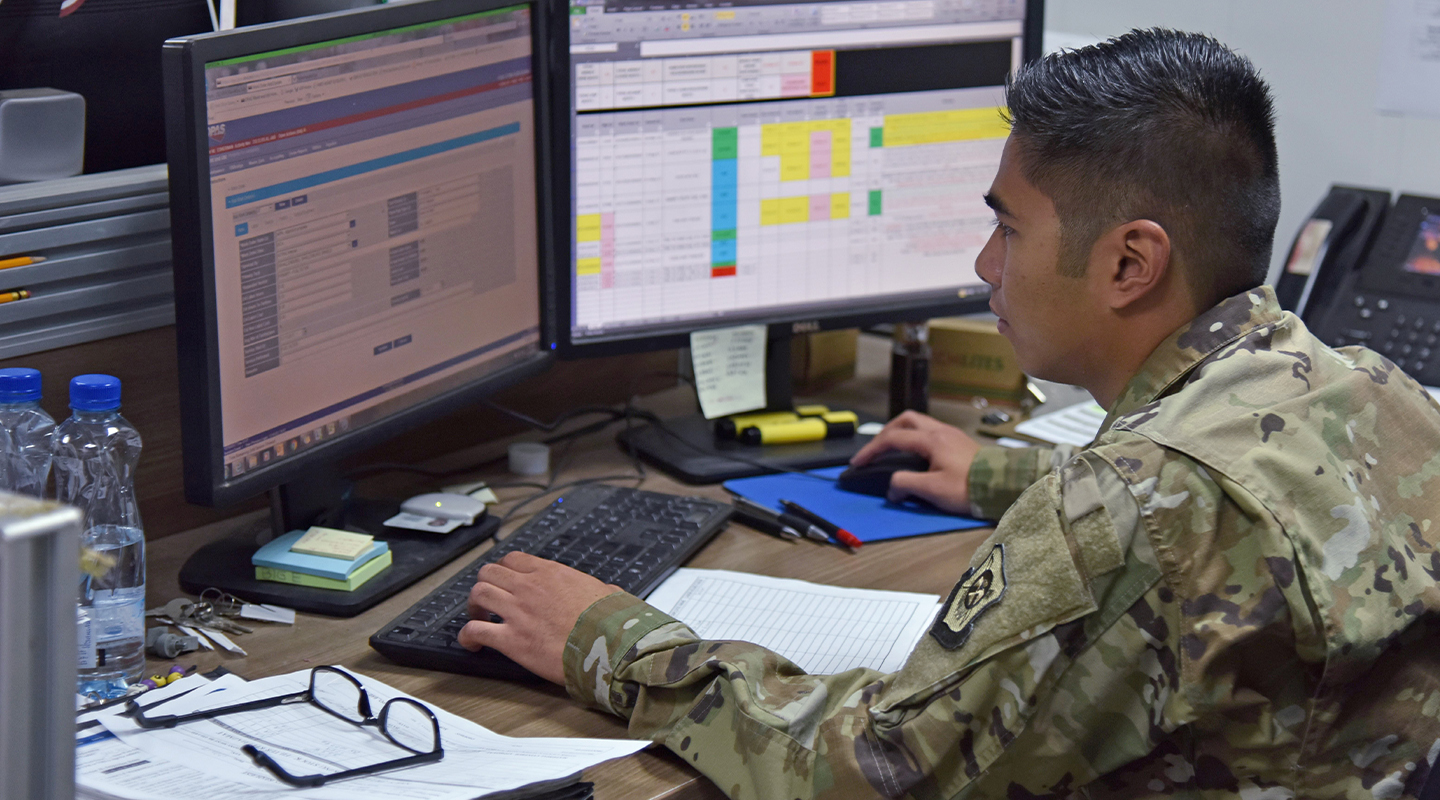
[975,136,1105,386]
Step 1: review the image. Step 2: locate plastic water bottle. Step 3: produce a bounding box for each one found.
[0,367,56,498]
[55,374,146,699]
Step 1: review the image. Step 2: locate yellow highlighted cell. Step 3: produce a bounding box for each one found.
[831,192,850,219]
[576,214,602,242]
[576,257,602,275]
[760,198,782,226]
[883,107,1008,147]
[779,196,809,224]
[760,119,853,182]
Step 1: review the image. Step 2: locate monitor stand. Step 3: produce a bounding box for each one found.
[177,467,496,617]
[617,331,885,484]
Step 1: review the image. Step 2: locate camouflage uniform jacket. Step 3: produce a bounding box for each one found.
[563,286,1440,800]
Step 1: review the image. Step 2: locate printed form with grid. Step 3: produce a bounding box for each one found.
[370,484,732,680]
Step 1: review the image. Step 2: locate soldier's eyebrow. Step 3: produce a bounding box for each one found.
[983,192,1014,218]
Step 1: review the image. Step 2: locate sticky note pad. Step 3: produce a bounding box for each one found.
[290,526,374,560]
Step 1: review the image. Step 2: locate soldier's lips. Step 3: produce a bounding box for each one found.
[991,304,1008,333]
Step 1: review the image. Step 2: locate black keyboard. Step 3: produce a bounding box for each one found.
[369,484,731,680]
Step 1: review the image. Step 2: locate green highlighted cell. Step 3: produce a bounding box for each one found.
[868,190,883,216]
[713,127,738,160]
[712,229,736,241]
[869,127,884,148]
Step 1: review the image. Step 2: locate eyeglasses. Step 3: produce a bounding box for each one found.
[129,665,443,787]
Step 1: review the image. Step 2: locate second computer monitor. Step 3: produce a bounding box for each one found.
[557,0,1042,355]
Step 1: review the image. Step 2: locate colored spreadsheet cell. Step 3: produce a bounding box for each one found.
[712,239,737,264]
[712,229,736,241]
[831,192,850,219]
[810,50,835,96]
[868,190,882,216]
[883,107,1009,147]
[577,257,602,275]
[576,214,602,242]
[711,265,737,278]
[870,127,883,148]
[761,119,851,183]
[713,127,738,159]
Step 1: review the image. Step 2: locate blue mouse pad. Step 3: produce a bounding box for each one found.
[722,466,990,543]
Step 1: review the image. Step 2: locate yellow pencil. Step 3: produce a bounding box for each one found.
[0,290,31,304]
[0,255,44,270]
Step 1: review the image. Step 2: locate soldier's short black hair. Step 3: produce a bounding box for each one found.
[1004,28,1279,308]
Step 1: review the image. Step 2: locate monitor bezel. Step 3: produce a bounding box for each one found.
[545,0,1044,359]
[164,0,557,508]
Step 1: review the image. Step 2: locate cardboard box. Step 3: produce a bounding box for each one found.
[790,328,858,393]
[927,317,1028,404]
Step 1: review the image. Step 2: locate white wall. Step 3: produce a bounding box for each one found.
[1042,0,1440,282]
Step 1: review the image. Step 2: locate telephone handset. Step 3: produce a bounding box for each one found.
[1276,186,1389,320]
[1281,185,1440,387]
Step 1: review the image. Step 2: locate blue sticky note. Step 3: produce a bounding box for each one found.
[252,530,388,580]
[723,466,989,543]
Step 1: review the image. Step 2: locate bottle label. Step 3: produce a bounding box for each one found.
[89,588,145,642]
[77,613,97,669]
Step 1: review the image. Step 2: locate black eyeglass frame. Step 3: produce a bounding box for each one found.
[129,665,444,787]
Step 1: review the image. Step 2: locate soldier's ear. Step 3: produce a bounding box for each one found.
[1086,219,1172,312]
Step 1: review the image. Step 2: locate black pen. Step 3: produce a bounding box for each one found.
[777,511,831,544]
[778,499,864,552]
[730,499,802,540]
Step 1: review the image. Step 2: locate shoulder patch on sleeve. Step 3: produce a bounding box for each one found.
[930,545,1006,650]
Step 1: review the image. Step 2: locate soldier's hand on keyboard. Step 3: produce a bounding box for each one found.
[458,551,622,685]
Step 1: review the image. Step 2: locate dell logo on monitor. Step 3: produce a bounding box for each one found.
[791,320,821,334]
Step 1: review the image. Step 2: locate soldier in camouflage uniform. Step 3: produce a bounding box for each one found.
[460,29,1440,799]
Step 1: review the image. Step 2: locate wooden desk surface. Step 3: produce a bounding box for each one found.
[141,336,1012,800]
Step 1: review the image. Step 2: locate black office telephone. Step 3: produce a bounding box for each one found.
[1278,185,1440,386]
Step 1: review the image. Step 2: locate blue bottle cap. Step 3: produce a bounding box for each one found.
[69,374,121,411]
[0,368,42,403]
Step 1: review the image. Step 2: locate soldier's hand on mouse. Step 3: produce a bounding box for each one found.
[850,410,980,513]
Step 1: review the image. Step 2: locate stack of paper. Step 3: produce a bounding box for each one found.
[252,528,392,591]
[1012,401,1106,447]
[646,569,942,674]
[76,668,646,800]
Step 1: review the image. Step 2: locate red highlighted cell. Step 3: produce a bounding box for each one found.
[711,265,737,278]
[810,50,835,97]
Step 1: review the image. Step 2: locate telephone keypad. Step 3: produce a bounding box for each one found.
[1324,292,1438,386]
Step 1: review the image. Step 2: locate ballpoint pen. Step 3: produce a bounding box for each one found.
[778,499,863,552]
[730,504,802,541]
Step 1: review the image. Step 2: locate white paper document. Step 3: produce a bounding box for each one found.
[691,324,767,419]
[1013,400,1106,447]
[78,668,647,800]
[645,568,942,675]
[1378,0,1440,118]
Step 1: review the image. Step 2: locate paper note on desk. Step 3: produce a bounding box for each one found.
[691,324,766,419]
[646,569,941,674]
[724,466,989,541]
[1012,400,1106,447]
[81,668,646,800]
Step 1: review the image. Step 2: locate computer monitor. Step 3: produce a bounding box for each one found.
[547,0,1043,481]
[162,0,555,613]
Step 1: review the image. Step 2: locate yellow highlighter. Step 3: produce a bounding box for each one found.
[738,410,858,446]
[713,406,830,440]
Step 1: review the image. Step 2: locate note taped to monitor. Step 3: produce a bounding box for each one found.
[691,324,766,419]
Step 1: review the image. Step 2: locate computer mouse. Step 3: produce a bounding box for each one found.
[836,450,931,497]
[400,492,487,523]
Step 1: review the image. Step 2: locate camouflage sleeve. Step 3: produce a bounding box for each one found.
[563,449,1180,800]
[966,443,1073,520]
